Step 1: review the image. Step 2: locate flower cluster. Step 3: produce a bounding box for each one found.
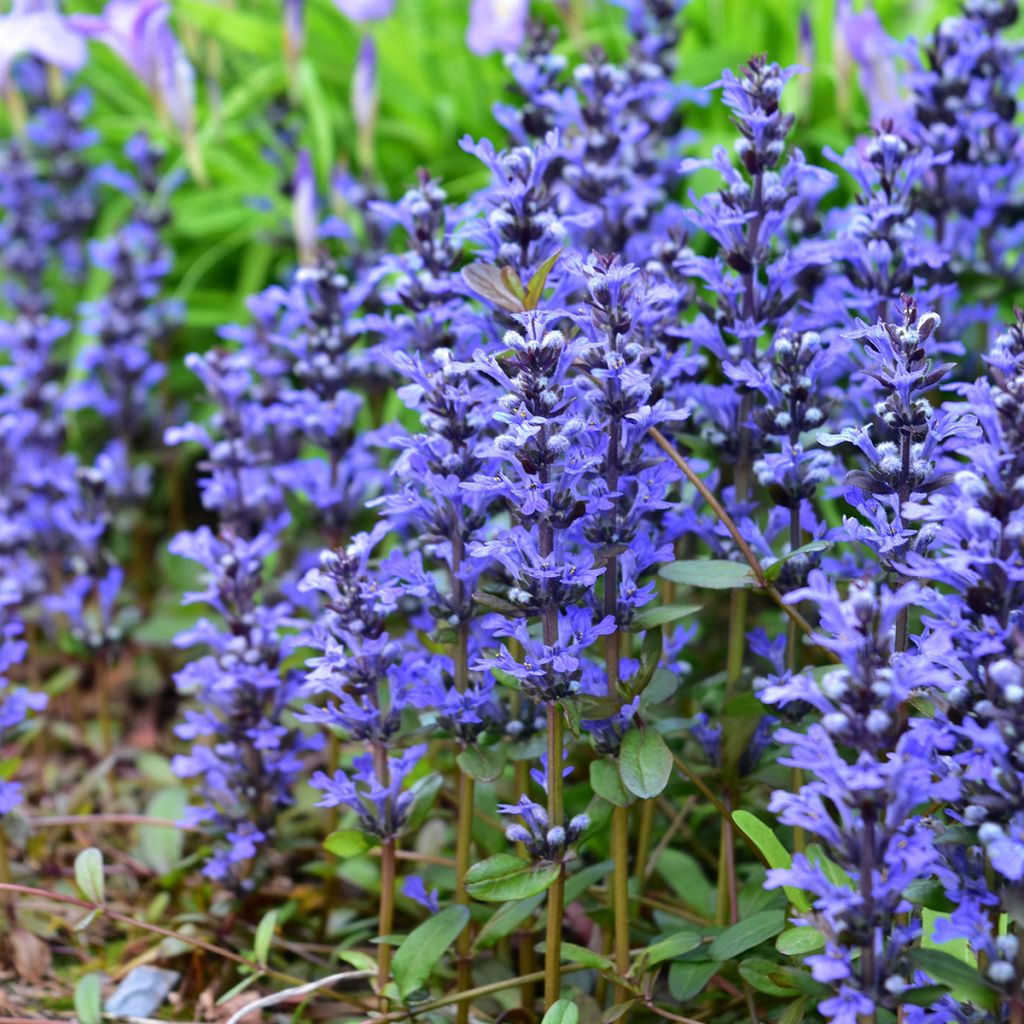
[761,572,957,1019]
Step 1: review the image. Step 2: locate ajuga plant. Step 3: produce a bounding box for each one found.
[167,349,319,889]
[760,298,979,1021]
[464,305,603,1004]
[898,309,1024,1018]
[904,0,1023,291]
[0,593,46,823]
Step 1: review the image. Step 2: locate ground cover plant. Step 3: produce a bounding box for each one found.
[1,1,1023,1023]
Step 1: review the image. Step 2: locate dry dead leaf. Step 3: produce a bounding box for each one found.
[9,928,52,984]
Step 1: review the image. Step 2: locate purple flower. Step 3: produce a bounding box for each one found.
[75,0,196,133]
[0,6,86,87]
[292,149,317,267]
[467,0,529,56]
[332,0,395,21]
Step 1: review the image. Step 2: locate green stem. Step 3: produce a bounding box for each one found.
[647,426,835,661]
[454,768,475,1024]
[633,799,655,888]
[97,653,113,756]
[544,703,565,1009]
[374,743,396,1007]
[451,530,475,1024]
[611,804,631,994]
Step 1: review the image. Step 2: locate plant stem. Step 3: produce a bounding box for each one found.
[647,427,835,661]
[451,531,475,1024]
[454,767,474,1024]
[611,804,631,995]
[857,809,877,1024]
[633,799,655,886]
[373,743,395,1007]
[97,653,113,755]
[544,702,565,1008]
[601,393,631,1005]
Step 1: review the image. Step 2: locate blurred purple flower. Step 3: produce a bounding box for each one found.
[833,0,905,120]
[292,149,317,267]
[467,0,529,56]
[333,0,395,21]
[284,0,304,57]
[74,0,195,133]
[0,6,86,86]
[351,35,378,136]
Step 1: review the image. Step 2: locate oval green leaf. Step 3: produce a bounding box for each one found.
[392,905,470,1000]
[457,745,506,783]
[74,848,105,905]
[708,910,787,961]
[590,758,633,807]
[465,854,561,903]
[541,999,579,1024]
[619,728,672,800]
[658,560,756,590]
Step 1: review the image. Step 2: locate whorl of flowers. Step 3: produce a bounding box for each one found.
[824,122,949,324]
[71,135,179,450]
[167,352,318,888]
[897,310,1024,998]
[0,591,46,817]
[681,56,834,492]
[0,88,98,314]
[821,296,979,577]
[760,571,958,1022]
[905,0,1023,279]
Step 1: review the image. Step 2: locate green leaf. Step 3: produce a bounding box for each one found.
[805,844,854,891]
[324,830,373,858]
[538,942,612,971]
[338,950,377,972]
[732,810,811,912]
[457,746,506,783]
[618,727,672,800]
[763,540,831,581]
[541,1000,579,1024]
[629,602,702,632]
[708,910,787,961]
[564,860,614,904]
[253,910,277,965]
[640,669,683,708]
[175,0,280,56]
[401,773,444,836]
[524,249,563,309]
[655,849,714,918]
[590,759,633,807]
[74,974,103,1024]
[776,927,825,957]
[906,949,997,1010]
[574,695,621,721]
[738,957,800,996]
[626,629,663,698]
[392,905,470,1000]
[138,788,187,875]
[74,848,105,905]
[658,559,757,590]
[667,961,718,1001]
[641,931,702,968]
[474,892,545,948]
[603,1000,639,1023]
[465,854,561,903]
[777,996,808,1024]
